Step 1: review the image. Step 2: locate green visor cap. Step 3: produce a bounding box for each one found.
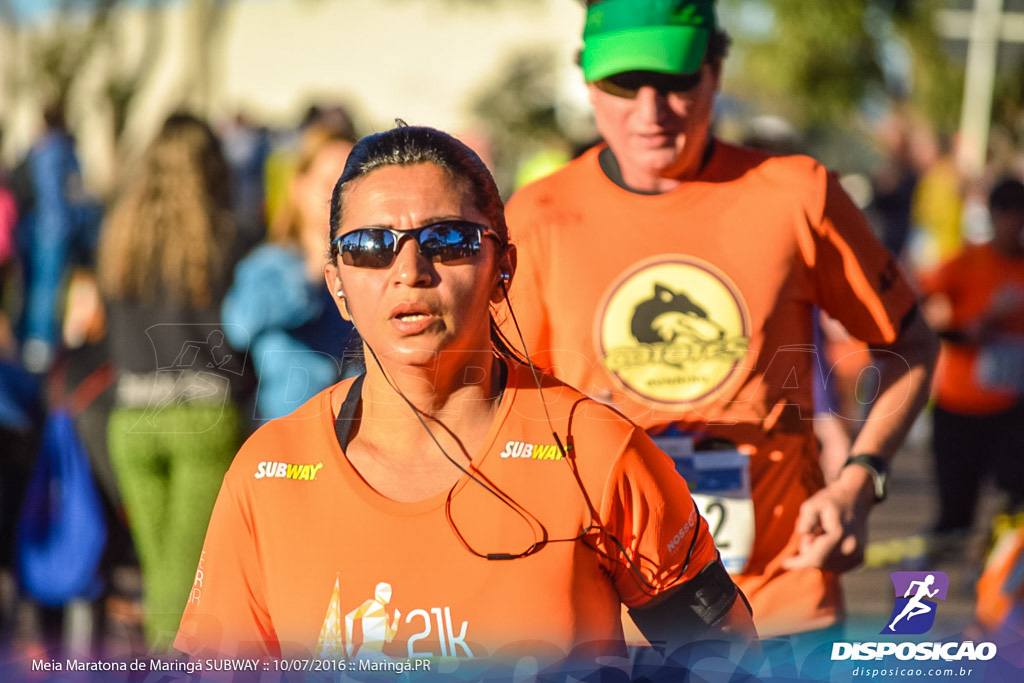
[581,0,716,82]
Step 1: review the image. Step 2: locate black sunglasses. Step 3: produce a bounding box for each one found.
[331,220,503,269]
[592,70,704,99]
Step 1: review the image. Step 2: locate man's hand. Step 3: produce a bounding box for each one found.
[781,470,874,573]
[782,309,937,573]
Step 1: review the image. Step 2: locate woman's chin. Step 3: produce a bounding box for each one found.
[370,336,492,374]
[371,340,447,370]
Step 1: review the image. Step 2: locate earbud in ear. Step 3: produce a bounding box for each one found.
[336,290,345,299]
[500,272,511,286]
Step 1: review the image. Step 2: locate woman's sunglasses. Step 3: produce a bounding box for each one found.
[592,69,704,99]
[331,220,502,269]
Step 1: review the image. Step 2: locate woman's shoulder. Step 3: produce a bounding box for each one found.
[500,362,658,490]
[226,380,350,474]
[505,361,640,439]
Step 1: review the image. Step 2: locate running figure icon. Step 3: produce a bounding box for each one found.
[888,574,939,631]
[345,582,401,658]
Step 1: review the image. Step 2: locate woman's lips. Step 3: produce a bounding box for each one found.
[389,303,438,335]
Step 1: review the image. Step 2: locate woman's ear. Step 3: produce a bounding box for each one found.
[324,262,352,321]
[491,244,518,304]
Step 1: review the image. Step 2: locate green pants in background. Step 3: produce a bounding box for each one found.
[107,403,242,649]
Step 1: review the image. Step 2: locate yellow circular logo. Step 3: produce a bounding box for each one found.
[596,256,751,406]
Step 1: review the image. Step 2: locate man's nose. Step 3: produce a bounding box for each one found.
[634,85,671,123]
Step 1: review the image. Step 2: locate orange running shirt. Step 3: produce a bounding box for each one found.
[921,243,1024,415]
[505,142,918,636]
[174,362,719,661]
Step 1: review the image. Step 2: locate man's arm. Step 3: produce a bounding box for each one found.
[783,308,938,572]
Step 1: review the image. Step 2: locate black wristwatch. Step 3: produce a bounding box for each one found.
[843,454,889,503]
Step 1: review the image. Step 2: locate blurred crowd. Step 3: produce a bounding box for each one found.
[0,95,1023,660]
[0,101,363,659]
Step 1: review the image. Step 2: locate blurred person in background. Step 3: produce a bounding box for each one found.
[907,129,965,277]
[919,177,1024,553]
[3,119,114,659]
[175,124,755,667]
[97,112,253,650]
[505,0,937,638]
[219,112,272,261]
[866,111,918,260]
[55,270,140,658]
[0,344,42,656]
[973,511,1024,649]
[221,121,358,421]
[0,127,16,352]
[263,103,359,234]
[11,103,101,374]
[9,236,130,662]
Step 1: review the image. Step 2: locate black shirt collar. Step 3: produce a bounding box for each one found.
[598,138,717,194]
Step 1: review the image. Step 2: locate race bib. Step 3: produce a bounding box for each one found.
[975,342,1024,393]
[651,433,754,574]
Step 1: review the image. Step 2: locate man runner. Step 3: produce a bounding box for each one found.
[505,0,938,637]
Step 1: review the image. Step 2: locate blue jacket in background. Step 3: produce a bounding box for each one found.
[221,244,355,420]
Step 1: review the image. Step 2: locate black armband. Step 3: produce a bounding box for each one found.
[629,560,746,643]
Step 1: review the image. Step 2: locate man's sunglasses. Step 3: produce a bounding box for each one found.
[331,220,503,269]
[592,70,703,99]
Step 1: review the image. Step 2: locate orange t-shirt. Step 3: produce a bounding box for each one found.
[921,243,1024,414]
[504,142,918,637]
[174,362,719,662]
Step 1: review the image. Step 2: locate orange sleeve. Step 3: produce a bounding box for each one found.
[805,172,918,344]
[597,428,719,609]
[502,189,554,366]
[174,474,277,658]
[917,257,957,299]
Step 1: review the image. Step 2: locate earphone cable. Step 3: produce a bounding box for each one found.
[346,281,697,592]
[498,279,570,459]
[362,342,548,559]
[498,281,683,597]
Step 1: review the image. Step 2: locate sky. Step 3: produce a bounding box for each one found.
[4,0,202,25]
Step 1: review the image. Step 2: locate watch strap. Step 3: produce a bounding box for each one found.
[843,454,888,503]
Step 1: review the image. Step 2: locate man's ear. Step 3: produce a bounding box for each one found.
[707,59,724,92]
[324,262,351,321]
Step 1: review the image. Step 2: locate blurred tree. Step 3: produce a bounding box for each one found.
[470,47,567,197]
[721,0,961,138]
[887,0,963,136]
[102,0,165,143]
[0,0,229,159]
[991,60,1024,157]
[0,0,125,122]
[386,0,541,6]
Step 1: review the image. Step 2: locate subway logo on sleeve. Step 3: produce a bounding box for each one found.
[499,441,563,460]
[254,461,324,481]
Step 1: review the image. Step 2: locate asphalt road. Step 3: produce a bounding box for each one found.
[842,412,988,640]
